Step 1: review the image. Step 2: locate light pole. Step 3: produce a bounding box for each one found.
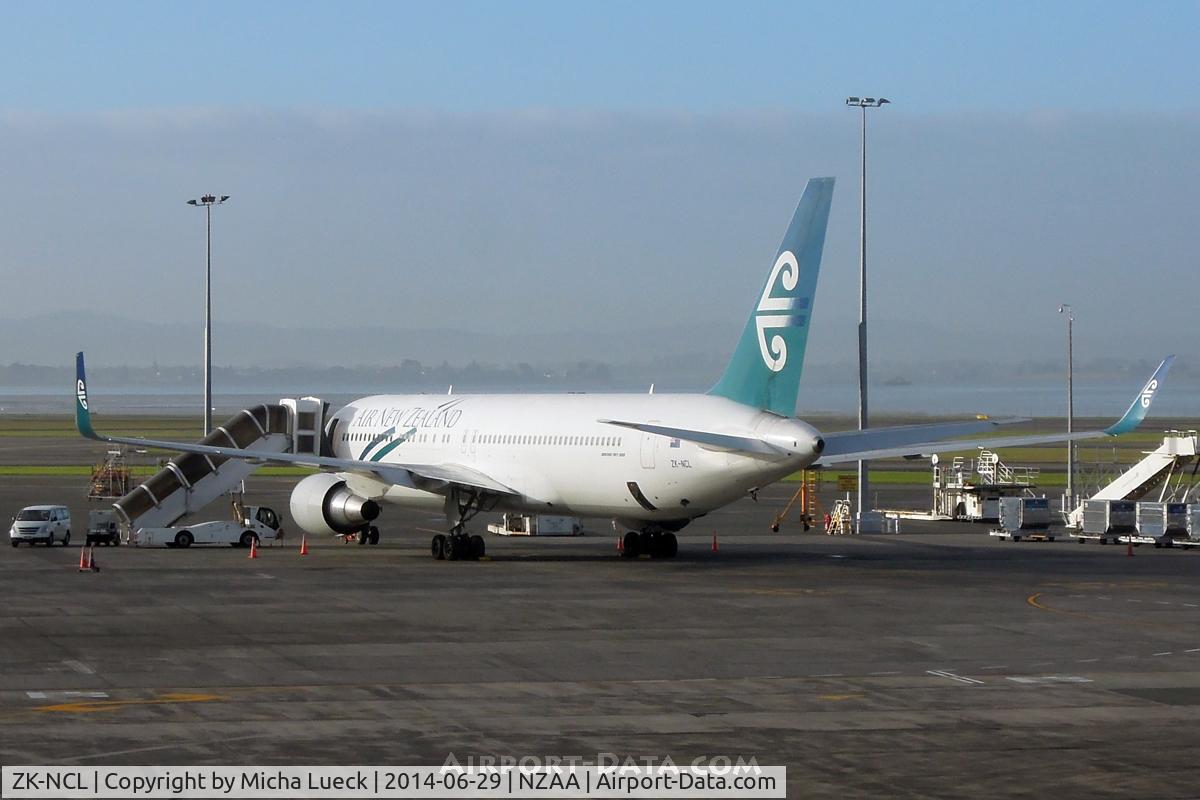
[846,96,889,527]
[187,194,230,437]
[1058,304,1074,508]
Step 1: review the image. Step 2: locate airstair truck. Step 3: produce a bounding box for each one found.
[129,503,283,549]
[111,399,321,547]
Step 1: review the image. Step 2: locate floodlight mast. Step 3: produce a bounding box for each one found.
[1058,304,1075,507]
[845,96,889,528]
[186,193,230,437]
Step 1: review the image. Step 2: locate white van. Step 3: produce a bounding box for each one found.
[10,505,72,547]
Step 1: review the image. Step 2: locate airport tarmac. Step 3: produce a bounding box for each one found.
[3,475,1200,799]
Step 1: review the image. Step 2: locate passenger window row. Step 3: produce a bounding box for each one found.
[340,431,623,447]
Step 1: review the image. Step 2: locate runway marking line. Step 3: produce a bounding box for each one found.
[1006,675,1092,685]
[927,670,983,685]
[817,694,864,702]
[732,587,833,598]
[26,691,107,700]
[32,692,226,715]
[1027,592,1196,632]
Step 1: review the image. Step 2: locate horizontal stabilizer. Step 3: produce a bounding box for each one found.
[819,418,1026,459]
[598,419,786,457]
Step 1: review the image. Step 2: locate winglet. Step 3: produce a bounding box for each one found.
[75,352,99,440]
[1104,355,1174,436]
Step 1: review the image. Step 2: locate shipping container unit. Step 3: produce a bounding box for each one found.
[1078,499,1136,545]
[1183,505,1200,548]
[1135,502,1189,547]
[990,497,1054,542]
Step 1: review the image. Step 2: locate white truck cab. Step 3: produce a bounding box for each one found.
[130,505,283,549]
[10,505,72,547]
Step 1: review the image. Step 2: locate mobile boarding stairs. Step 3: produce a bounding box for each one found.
[110,398,327,534]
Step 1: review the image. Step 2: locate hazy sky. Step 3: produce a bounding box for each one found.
[0,2,1196,371]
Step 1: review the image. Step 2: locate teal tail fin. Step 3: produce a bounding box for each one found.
[708,177,835,415]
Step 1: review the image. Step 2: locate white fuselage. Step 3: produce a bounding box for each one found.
[328,392,821,528]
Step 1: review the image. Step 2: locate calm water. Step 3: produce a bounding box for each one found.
[3,380,1196,419]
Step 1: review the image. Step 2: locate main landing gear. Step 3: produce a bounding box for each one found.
[431,532,486,561]
[621,529,679,559]
[431,488,495,561]
[356,526,380,546]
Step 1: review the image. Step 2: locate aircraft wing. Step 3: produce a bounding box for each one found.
[815,356,1174,465]
[72,353,518,497]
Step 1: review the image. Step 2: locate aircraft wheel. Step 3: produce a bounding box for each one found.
[431,534,446,560]
[621,531,640,558]
[469,534,486,559]
[368,527,380,545]
[357,529,368,545]
[444,536,459,561]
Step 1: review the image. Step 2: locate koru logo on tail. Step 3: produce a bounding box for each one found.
[755,250,809,372]
[76,379,88,411]
[1140,379,1158,409]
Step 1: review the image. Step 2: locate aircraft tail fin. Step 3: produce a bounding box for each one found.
[708,177,835,415]
[75,352,99,440]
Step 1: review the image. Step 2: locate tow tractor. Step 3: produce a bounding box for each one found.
[128,499,284,548]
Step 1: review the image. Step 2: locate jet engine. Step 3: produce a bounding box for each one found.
[290,473,381,536]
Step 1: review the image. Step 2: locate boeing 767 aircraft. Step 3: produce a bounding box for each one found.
[74,178,1173,561]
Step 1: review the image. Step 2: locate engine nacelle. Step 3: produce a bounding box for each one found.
[290,473,381,536]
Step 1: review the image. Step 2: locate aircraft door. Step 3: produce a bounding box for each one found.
[640,431,656,469]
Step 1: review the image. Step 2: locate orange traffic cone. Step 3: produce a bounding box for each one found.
[711,532,719,553]
[77,545,91,572]
[248,538,259,559]
[299,535,309,557]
